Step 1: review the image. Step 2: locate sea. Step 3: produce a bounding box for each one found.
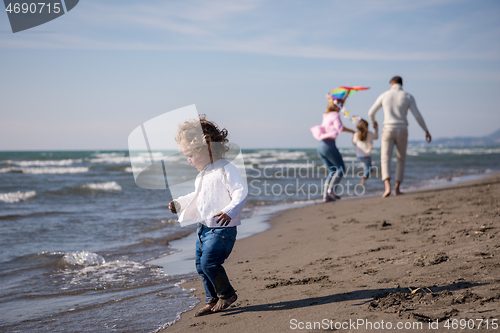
[0,147,499,333]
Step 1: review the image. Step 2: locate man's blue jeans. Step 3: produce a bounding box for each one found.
[196,224,237,304]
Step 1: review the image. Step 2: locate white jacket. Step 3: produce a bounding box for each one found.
[368,84,429,132]
[175,159,248,227]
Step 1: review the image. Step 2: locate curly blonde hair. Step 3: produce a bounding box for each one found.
[175,116,230,160]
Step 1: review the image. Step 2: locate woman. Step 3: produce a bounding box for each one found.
[311,97,355,202]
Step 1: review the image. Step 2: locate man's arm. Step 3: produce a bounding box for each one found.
[372,122,379,139]
[368,93,384,123]
[408,94,431,143]
[408,95,429,133]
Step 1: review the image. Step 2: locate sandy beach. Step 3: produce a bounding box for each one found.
[161,174,500,333]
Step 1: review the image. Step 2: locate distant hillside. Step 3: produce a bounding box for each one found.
[409,128,500,147]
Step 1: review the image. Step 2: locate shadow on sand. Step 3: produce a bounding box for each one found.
[221,281,486,316]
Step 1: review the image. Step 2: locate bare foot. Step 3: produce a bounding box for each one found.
[382,179,391,198]
[394,182,403,196]
[360,177,366,186]
[211,293,237,313]
[194,303,216,317]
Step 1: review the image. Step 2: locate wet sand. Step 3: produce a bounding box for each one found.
[160,174,500,332]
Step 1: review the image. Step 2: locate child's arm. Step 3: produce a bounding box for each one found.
[216,165,248,226]
[352,132,358,145]
[169,191,196,214]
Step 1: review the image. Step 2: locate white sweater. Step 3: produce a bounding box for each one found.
[175,159,248,228]
[368,84,429,132]
[352,128,378,157]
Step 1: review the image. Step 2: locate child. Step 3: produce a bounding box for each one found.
[168,117,247,317]
[352,119,378,186]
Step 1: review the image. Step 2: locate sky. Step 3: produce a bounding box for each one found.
[1,0,499,150]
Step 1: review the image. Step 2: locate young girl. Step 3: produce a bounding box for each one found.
[352,119,378,186]
[311,98,355,202]
[168,117,247,317]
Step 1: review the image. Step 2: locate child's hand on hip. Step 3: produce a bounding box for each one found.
[214,212,232,226]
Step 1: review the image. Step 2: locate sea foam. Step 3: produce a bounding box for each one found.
[5,159,81,167]
[0,167,89,174]
[63,251,106,266]
[82,181,122,191]
[0,191,37,203]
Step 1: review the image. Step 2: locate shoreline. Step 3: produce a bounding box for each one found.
[159,171,500,332]
[150,170,496,277]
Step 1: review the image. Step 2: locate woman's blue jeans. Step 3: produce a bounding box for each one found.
[357,155,372,178]
[196,224,237,304]
[317,139,345,196]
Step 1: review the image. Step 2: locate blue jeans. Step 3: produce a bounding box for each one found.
[317,139,345,197]
[357,156,372,178]
[196,224,237,304]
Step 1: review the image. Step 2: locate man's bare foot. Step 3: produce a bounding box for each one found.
[394,182,403,196]
[382,179,391,198]
[194,303,217,317]
[360,177,366,186]
[211,293,237,313]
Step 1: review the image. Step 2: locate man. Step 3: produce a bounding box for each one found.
[368,76,431,197]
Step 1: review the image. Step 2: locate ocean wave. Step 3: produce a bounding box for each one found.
[338,148,357,154]
[342,156,359,162]
[92,152,126,158]
[0,191,36,203]
[245,157,279,164]
[0,211,69,220]
[56,256,165,291]
[249,163,317,169]
[407,147,500,156]
[90,152,178,165]
[4,159,81,167]
[92,154,185,165]
[244,150,308,162]
[81,181,122,192]
[90,156,135,164]
[63,251,106,266]
[2,251,105,273]
[0,167,89,174]
[405,169,495,192]
[0,167,18,173]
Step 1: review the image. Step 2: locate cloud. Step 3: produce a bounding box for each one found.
[1,0,499,61]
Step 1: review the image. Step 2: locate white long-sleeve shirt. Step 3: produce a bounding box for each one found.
[368,84,429,132]
[352,127,378,157]
[175,158,248,228]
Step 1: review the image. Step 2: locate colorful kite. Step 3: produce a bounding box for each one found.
[326,86,369,102]
[326,86,369,123]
